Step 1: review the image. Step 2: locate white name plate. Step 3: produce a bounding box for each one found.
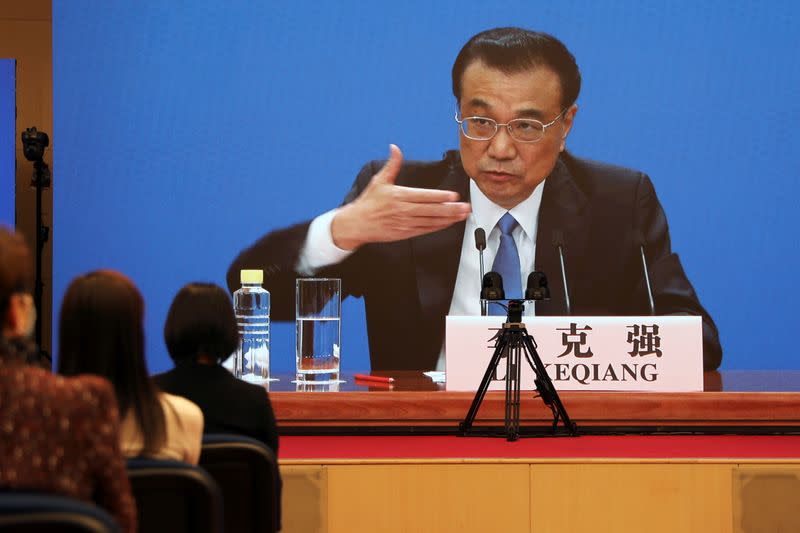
[445,316,703,392]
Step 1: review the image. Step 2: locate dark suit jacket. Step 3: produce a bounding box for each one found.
[227,151,722,371]
[153,362,279,455]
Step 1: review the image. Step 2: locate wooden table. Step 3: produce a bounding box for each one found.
[267,371,800,434]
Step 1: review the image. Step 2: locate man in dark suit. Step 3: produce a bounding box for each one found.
[227,27,722,371]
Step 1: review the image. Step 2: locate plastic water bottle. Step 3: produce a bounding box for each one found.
[233,269,272,382]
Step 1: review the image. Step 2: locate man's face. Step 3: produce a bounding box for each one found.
[458,60,577,209]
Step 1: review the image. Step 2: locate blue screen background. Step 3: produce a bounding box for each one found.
[0,60,14,227]
[52,1,800,373]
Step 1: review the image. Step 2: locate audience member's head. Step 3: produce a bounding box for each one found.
[164,282,238,365]
[0,226,35,341]
[58,269,166,454]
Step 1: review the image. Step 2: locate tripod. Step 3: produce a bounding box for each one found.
[31,159,50,352]
[21,127,51,364]
[459,300,578,441]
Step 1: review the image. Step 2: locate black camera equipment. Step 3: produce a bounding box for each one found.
[460,271,578,441]
[21,127,51,360]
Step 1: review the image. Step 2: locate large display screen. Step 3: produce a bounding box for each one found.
[53,1,800,372]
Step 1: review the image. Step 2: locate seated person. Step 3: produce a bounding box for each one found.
[58,270,203,464]
[0,227,136,532]
[154,282,279,455]
[226,27,722,372]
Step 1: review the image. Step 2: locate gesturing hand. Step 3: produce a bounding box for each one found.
[331,145,471,251]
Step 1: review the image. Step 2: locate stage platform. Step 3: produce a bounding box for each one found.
[273,371,800,532]
[279,434,800,533]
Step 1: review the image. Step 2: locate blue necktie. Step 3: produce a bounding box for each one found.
[490,213,522,315]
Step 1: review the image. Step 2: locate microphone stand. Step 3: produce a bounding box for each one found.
[637,234,656,316]
[459,300,578,441]
[553,231,572,315]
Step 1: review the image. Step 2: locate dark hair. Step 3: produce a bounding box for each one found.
[0,226,33,316]
[164,282,238,364]
[452,27,581,110]
[58,270,166,455]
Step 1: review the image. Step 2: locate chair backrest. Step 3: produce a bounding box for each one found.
[0,492,120,533]
[200,434,280,533]
[126,458,223,533]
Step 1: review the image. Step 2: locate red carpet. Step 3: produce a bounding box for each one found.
[281,435,800,460]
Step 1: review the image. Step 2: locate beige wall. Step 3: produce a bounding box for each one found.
[0,0,53,356]
[280,459,800,533]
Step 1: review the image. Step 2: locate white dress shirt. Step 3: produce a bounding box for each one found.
[296,178,546,370]
[436,180,544,369]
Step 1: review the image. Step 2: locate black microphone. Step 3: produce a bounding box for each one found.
[474,227,486,279]
[552,230,572,315]
[475,228,488,315]
[525,271,551,301]
[636,230,656,316]
[481,272,505,301]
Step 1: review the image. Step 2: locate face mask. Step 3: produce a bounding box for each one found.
[22,295,36,338]
[8,293,36,339]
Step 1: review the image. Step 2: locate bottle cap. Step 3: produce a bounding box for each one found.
[240,269,263,284]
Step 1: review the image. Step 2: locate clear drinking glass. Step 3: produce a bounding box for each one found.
[295,278,341,383]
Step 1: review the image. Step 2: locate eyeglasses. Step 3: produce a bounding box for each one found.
[454,108,568,143]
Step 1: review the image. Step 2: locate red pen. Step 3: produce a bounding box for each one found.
[354,373,395,384]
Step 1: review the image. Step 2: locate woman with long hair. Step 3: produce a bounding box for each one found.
[58,270,203,463]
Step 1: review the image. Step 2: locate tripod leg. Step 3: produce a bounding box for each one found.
[504,341,513,439]
[460,334,510,433]
[505,336,521,441]
[521,333,578,436]
[513,341,522,439]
